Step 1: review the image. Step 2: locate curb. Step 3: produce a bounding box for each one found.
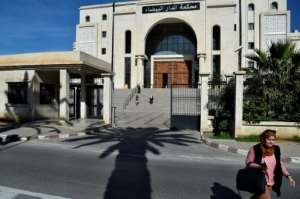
[0,124,19,132]
[202,138,300,164]
[1,124,111,144]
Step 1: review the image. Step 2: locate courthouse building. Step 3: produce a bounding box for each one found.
[0,0,299,124]
[74,0,299,89]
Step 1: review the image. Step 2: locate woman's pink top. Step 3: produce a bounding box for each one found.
[245,146,290,186]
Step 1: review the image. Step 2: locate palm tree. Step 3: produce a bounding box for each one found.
[244,40,300,122]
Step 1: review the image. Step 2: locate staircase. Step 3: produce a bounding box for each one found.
[113,89,171,128]
[112,89,134,110]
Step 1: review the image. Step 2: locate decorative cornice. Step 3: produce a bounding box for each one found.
[197,53,207,59]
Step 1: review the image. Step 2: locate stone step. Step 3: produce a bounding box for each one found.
[114,111,170,128]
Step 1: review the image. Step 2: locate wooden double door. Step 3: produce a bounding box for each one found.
[154,61,191,88]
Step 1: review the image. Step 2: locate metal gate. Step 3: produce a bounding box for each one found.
[170,84,201,130]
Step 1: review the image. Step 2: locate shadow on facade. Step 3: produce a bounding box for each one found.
[66,126,200,199]
[3,71,62,123]
[210,182,241,199]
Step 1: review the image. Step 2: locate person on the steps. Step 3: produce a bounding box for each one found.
[149,95,154,104]
[135,94,139,106]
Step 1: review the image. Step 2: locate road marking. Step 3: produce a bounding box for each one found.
[0,185,70,199]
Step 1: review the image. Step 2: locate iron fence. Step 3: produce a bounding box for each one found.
[171,84,201,116]
[208,76,233,115]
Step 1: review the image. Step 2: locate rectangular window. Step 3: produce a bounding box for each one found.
[40,83,56,104]
[102,31,107,38]
[102,48,106,55]
[7,82,28,104]
[125,57,131,88]
[248,42,255,49]
[248,61,255,68]
[125,31,131,54]
[234,24,237,31]
[213,55,221,79]
[85,16,90,22]
[248,23,255,30]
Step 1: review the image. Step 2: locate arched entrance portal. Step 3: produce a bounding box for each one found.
[145,20,198,88]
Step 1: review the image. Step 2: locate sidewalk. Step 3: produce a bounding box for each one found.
[0,121,18,132]
[0,119,109,144]
[202,137,300,164]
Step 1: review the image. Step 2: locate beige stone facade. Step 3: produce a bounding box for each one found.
[74,0,296,89]
[0,51,112,123]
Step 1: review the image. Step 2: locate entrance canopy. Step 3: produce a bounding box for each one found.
[0,51,112,123]
[0,51,111,74]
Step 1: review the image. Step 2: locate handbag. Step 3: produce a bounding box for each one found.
[236,167,266,194]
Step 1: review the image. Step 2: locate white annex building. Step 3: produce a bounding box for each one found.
[75,0,299,89]
[0,0,299,133]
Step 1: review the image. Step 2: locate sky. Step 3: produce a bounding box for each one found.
[0,0,299,55]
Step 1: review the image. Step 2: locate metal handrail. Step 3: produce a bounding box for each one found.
[122,87,138,110]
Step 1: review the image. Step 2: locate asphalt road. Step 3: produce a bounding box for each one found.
[0,136,299,199]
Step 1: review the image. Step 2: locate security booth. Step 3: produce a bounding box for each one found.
[0,51,112,124]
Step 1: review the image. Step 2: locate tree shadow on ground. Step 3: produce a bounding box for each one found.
[66,126,201,199]
[210,182,242,199]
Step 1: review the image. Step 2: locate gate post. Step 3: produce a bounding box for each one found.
[59,69,70,121]
[136,55,145,88]
[80,71,87,119]
[234,71,246,138]
[200,73,210,136]
[102,73,113,125]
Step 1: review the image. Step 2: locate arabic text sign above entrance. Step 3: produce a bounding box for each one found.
[142,2,200,14]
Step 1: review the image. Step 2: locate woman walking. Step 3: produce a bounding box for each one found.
[245,129,296,199]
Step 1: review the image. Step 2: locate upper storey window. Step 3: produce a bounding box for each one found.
[85,16,90,22]
[213,25,221,50]
[125,30,131,54]
[248,3,255,11]
[271,2,278,10]
[102,14,107,20]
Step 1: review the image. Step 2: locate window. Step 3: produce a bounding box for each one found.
[234,24,237,31]
[248,3,255,11]
[102,14,107,20]
[7,82,27,104]
[271,2,278,10]
[40,83,56,104]
[125,30,131,54]
[248,23,255,30]
[102,31,107,38]
[248,61,255,68]
[146,23,197,55]
[125,57,131,88]
[213,55,221,78]
[102,48,106,54]
[85,16,90,22]
[213,26,221,50]
[248,42,255,49]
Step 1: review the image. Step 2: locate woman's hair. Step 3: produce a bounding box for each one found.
[260,129,276,142]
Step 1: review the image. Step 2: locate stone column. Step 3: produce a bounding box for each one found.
[197,53,207,87]
[31,71,40,120]
[80,71,87,119]
[200,73,210,136]
[59,69,70,121]
[136,55,145,88]
[234,71,246,138]
[102,73,112,124]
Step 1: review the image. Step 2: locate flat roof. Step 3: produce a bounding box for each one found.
[0,51,111,74]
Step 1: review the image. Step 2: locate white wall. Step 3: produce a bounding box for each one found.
[76,4,113,64]
[0,70,60,121]
[76,0,291,88]
[206,4,239,75]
